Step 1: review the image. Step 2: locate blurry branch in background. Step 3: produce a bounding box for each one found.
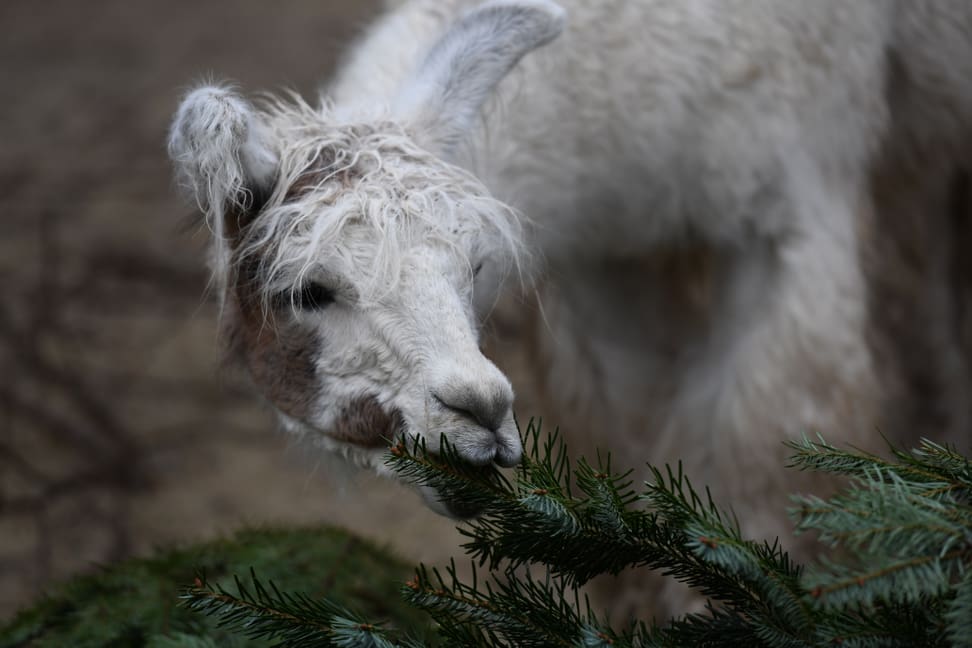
[0,208,219,592]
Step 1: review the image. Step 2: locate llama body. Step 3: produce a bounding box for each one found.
[326,0,970,519]
[170,0,972,612]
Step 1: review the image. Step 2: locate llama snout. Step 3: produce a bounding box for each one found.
[428,363,521,468]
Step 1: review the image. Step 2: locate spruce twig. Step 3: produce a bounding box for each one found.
[165,427,972,647]
[182,569,417,647]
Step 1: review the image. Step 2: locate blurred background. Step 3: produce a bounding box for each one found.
[0,0,469,620]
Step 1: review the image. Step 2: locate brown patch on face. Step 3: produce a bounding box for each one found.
[224,253,402,449]
[219,142,392,443]
[224,252,321,421]
[330,397,404,449]
[240,309,321,421]
[226,289,402,447]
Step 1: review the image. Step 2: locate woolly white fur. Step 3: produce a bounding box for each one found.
[170,0,972,615]
[246,97,523,306]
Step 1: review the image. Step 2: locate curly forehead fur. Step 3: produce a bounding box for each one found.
[234,95,523,304]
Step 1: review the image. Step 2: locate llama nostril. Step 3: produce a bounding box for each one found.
[434,395,495,431]
[433,389,510,432]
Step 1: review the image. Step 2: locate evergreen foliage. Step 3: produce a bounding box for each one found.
[179,423,972,647]
[0,526,431,648]
[5,424,971,647]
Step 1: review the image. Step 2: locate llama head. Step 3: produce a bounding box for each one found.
[168,1,565,516]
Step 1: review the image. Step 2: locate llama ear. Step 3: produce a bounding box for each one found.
[168,84,278,232]
[392,0,565,153]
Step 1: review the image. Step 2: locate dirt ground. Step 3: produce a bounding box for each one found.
[0,0,472,620]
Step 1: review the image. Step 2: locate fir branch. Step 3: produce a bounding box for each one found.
[146,633,220,648]
[946,570,972,648]
[390,421,818,642]
[387,422,659,584]
[649,605,766,647]
[793,453,972,611]
[787,436,972,499]
[82,428,971,647]
[171,430,972,646]
[387,434,515,515]
[890,439,972,495]
[793,472,971,555]
[402,561,643,647]
[182,569,407,647]
[804,550,964,609]
[811,604,948,647]
[785,439,972,644]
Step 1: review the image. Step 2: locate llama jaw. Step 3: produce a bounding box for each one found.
[280,409,495,519]
[276,398,405,463]
[327,397,406,449]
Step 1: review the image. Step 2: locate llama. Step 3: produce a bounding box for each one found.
[169,0,972,613]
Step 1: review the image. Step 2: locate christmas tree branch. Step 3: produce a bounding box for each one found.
[168,428,972,647]
[182,569,417,647]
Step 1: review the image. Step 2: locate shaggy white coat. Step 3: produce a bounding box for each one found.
[169,0,972,614]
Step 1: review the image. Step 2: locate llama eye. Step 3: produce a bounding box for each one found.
[277,282,335,311]
[473,262,484,277]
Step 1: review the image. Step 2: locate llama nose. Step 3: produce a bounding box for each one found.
[433,384,511,432]
[430,363,520,467]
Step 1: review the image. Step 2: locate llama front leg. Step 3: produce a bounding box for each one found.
[665,177,882,547]
[492,176,883,618]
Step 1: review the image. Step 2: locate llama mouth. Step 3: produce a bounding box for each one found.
[411,452,503,519]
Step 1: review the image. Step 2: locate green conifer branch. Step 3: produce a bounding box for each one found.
[402,561,656,647]
[182,569,415,647]
[946,570,972,648]
[162,427,972,647]
[787,437,972,496]
[390,423,822,643]
[791,454,972,614]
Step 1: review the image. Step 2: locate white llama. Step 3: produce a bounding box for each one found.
[168,0,972,610]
